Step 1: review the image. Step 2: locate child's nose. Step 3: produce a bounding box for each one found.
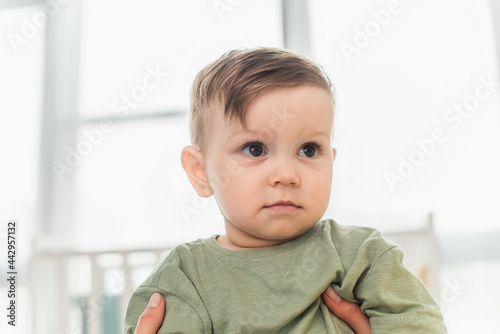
[268,160,300,187]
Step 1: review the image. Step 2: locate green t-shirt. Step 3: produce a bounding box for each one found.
[124,219,447,333]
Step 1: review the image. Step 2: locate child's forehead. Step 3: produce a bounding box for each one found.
[204,85,335,145]
[226,110,333,141]
[246,86,333,120]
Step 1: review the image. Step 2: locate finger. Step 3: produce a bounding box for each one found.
[134,293,165,334]
[322,286,371,334]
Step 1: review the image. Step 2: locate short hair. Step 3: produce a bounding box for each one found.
[189,47,335,148]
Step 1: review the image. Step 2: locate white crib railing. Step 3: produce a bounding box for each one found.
[31,246,171,334]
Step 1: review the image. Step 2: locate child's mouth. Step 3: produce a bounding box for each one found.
[264,201,301,212]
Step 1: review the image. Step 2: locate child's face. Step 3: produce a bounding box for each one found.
[189,85,336,249]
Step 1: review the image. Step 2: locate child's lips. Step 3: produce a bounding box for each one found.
[264,201,302,212]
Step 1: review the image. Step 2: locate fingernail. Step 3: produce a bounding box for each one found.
[326,286,342,303]
[148,293,161,308]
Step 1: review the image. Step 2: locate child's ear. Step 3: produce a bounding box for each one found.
[181,146,214,197]
[331,148,337,162]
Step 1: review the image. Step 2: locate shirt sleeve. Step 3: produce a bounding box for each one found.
[124,247,213,334]
[124,284,207,334]
[355,246,447,333]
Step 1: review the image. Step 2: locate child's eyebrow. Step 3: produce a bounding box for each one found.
[302,130,331,138]
[226,128,267,139]
[292,128,332,141]
[226,129,246,140]
[226,128,331,140]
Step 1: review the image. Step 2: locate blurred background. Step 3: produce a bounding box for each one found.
[1,0,499,333]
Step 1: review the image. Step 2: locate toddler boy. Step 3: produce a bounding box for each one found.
[125,47,447,333]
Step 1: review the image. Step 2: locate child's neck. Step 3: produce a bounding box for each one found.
[216,234,295,250]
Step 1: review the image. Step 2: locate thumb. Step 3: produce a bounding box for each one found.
[134,293,165,334]
[322,286,371,334]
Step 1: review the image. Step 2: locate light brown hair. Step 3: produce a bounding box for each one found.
[189,47,335,148]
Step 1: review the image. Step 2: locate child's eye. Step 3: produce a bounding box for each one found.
[241,142,266,157]
[298,143,320,158]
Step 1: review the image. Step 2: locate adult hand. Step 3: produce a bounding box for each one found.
[135,289,371,334]
[322,286,371,334]
[134,293,165,334]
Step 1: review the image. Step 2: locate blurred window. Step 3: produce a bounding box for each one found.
[0,5,43,253]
